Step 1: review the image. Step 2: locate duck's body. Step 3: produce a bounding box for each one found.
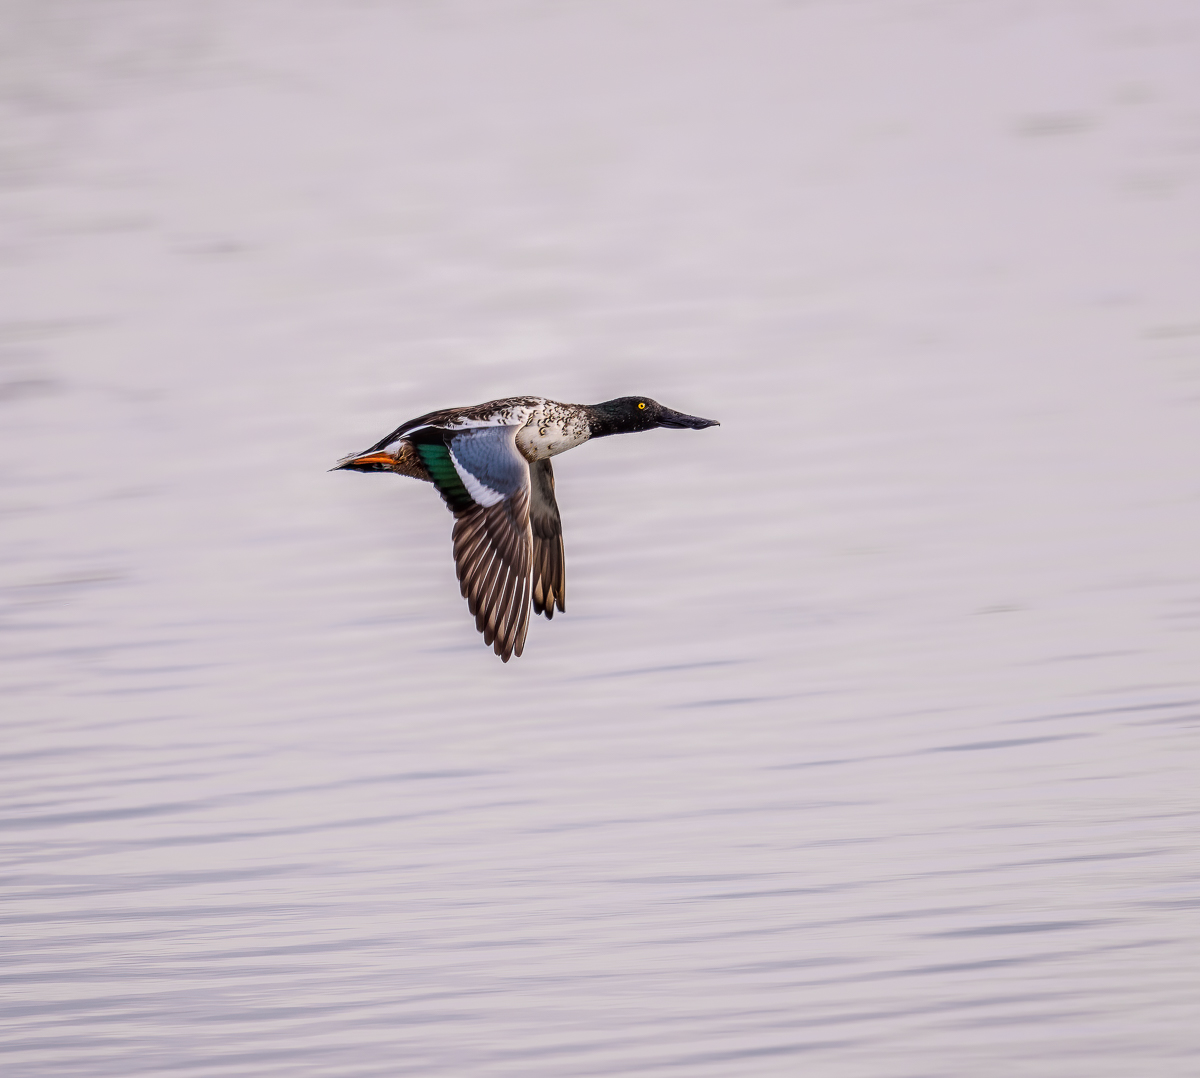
[335,396,718,661]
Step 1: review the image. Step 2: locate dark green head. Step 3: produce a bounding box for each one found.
[586,397,720,438]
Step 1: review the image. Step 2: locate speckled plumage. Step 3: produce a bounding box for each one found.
[335,395,719,661]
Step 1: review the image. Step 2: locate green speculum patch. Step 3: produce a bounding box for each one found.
[417,442,475,512]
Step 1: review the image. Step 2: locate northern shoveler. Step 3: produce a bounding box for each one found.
[335,396,719,661]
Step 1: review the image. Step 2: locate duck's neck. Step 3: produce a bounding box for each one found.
[581,403,624,439]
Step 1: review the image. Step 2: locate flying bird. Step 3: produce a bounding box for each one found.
[334,395,719,661]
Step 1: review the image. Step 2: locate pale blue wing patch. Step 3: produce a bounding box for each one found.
[448,426,528,509]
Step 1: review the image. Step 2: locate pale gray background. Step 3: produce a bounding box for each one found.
[2,1,1199,1075]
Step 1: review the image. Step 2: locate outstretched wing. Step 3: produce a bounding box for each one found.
[414,426,532,662]
[530,459,565,619]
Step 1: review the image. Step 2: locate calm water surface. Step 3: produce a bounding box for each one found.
[3,1,1199,1075]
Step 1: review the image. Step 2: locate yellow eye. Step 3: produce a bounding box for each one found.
[637,401,646,409]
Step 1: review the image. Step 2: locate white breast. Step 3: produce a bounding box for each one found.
[515,409,591,460]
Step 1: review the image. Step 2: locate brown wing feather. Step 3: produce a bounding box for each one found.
[530,459,565,618]
[451,488,532,662]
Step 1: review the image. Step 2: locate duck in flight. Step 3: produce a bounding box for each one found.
[335,396,719,661]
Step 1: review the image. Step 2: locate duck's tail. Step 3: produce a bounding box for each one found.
[331,438,433,482]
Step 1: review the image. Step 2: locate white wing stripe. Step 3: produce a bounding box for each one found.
[449,447,506,507]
